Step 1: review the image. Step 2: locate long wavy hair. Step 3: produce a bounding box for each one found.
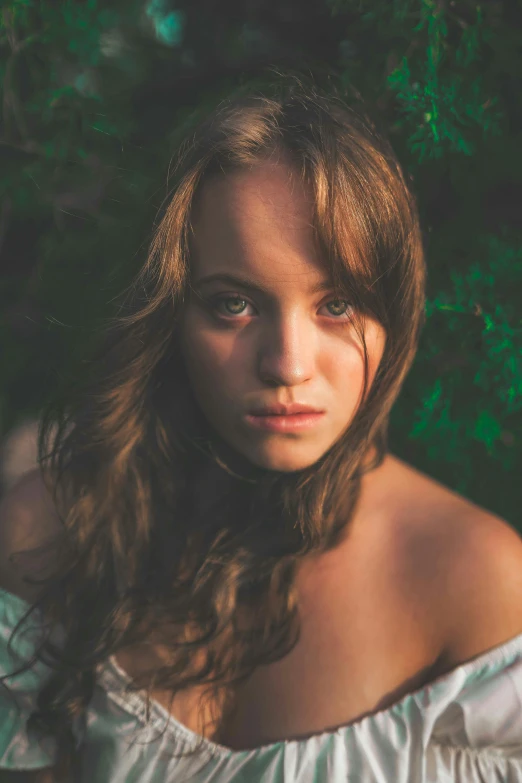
[1,70,427,780]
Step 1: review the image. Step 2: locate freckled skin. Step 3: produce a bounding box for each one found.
[178,161,386,474]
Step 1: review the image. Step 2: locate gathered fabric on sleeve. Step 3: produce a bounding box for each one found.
[0,587,68,770]
[422,642,522,782]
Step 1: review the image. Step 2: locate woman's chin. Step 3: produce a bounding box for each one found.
[207,428,329,475]
[238,445,325,474]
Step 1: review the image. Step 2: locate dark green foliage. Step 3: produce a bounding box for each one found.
[1,0,520,524]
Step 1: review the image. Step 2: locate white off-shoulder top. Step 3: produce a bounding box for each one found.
[1,586,522,782]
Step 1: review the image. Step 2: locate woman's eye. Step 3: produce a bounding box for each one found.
[211,295,254,317]
[324,299,353,319]
[209,295,353,320]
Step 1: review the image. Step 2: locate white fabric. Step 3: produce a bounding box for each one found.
[1,586,522,781]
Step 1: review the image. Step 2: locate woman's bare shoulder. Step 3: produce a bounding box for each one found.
[383,453,509,543]
[386,453,512,570]
[0,468,63,602]
[387,455,522,668]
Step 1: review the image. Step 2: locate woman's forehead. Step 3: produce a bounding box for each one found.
[192,162,312,230]
[189,164,322,277]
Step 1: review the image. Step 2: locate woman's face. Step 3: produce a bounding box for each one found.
[178,161,386,473]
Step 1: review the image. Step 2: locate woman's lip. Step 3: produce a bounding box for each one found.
[250,409,323,416]
[244,412,325,432]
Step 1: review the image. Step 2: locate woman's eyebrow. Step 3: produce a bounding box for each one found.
[192,273,336,296]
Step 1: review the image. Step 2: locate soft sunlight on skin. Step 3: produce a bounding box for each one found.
[178,161,387,473]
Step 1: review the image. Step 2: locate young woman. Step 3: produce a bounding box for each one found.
[1,72,522,783]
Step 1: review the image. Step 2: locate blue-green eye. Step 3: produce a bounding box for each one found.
[325,299,353,318]
[213,295,253,316]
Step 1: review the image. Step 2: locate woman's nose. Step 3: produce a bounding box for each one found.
[257,317,316,387]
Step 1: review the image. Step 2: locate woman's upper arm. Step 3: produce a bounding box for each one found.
[0,473,64,782]
[0,468,62,602]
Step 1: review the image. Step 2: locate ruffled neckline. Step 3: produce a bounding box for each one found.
[3,585,522,759]
[104,627,522,758]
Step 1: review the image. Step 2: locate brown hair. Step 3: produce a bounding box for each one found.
[1,69,426,779]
